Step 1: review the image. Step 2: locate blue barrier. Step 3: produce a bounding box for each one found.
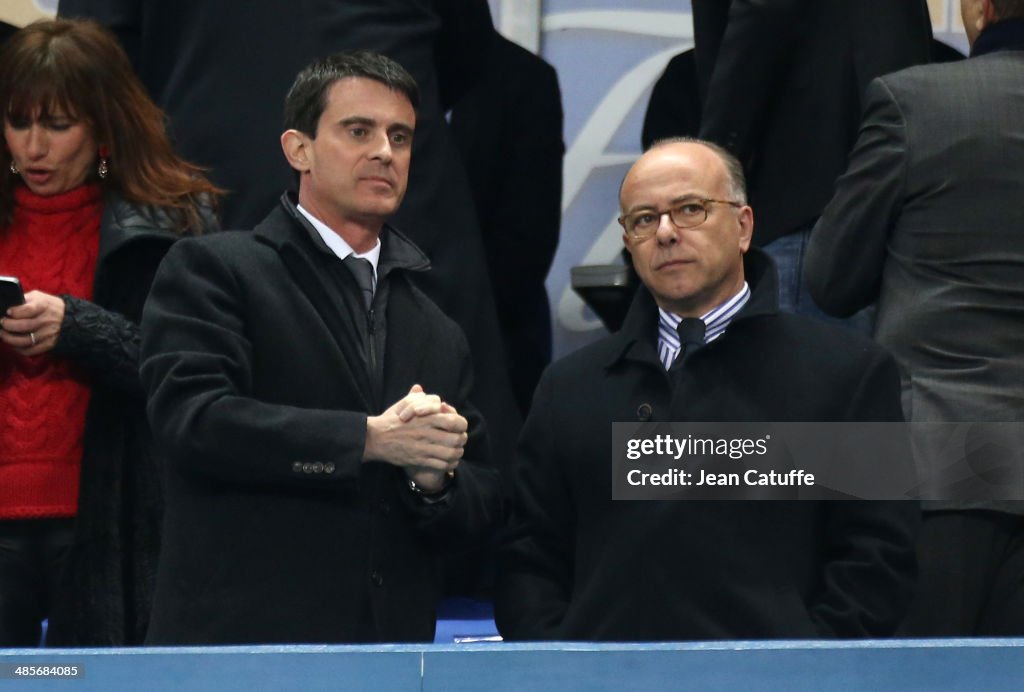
[1,639,1022,691]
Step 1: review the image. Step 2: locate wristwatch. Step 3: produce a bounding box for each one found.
[407,471,455,502]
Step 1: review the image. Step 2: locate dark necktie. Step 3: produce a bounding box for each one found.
[670,317,706,371]
[343,255,375,311]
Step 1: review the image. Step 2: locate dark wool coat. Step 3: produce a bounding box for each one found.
[139,196,502,644]
[693,0,933,244]
[59,0,523,488]
[46,196,213,646]
[497,250,919,641]
[449,30,564,416]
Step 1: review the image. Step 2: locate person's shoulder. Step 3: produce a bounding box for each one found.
[766,311,869,345]
[103,195,220,236]
[175,228,256,251]
[766,312,895,368]
[541,333,624,383]
[498,34,558,82]
[103,196,172,235]
[163,229,269,272]
[872,57,976,97]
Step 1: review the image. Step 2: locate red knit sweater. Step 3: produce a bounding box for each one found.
[0,183,101,519]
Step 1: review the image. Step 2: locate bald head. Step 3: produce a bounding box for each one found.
[621,137,747,212]
[618,138,754,317]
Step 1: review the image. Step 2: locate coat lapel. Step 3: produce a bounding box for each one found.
[255,205,376,412]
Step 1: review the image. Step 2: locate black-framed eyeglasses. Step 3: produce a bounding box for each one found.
[618,197,743,241]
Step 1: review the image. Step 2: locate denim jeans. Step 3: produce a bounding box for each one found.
[762,228,875,336]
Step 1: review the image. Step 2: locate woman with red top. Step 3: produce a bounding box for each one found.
[0,19,220,646]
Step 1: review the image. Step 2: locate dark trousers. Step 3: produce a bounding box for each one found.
[900,510,1024,636]
[0,518,74,647]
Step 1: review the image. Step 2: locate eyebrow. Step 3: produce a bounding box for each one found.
[622,194,704,216]
[338,116,414,133]
[339,116,376,128]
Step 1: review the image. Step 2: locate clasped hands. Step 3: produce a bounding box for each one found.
[0,290,65,356]
[364,384,467,493]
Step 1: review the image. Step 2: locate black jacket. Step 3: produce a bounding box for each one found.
[59,1,523,490]
[45,196,213,646]
[497,250,919,641]
[449,31,564,416]
[694,0,932,244]
[139,195,503,644]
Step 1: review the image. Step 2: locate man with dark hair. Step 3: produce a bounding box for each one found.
[59,1,522,514]
[807,0,1024,636]
[282,51,420,135]
[139,51,502,644]
[496,138,918,641]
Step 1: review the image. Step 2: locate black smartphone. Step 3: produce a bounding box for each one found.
[0,276,25,315]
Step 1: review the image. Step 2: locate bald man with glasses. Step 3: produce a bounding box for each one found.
[495,138,919,642]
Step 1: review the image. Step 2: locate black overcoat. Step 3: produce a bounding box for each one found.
[45,197,212,646]
[693,0,933,244]
[58,0,522,484]
[497,251,919,640]
[140,197,502,644]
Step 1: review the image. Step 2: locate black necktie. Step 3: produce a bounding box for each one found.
[344,256,375,311]
[671,317,706,371]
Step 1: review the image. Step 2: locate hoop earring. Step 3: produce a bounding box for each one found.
[9,161,18,176]
[97,158,108,180]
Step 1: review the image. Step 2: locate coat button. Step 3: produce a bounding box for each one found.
[311,462,324,474]
[291,461,303,473]
[380,502,391,516]
[636,403,653,421]
[324,462,336,474]
[371,571,384,587]
[302,463,314,474]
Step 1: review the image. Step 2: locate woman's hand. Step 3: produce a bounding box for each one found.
[0,290,66,356]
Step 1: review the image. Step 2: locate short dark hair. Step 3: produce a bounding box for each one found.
[991,0,1024,19]
[647,136,748,205]
[283,50,419,137]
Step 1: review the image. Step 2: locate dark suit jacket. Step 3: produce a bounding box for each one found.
[642,48,701,149]
[139,196,502,644]
[449,31,564,415]
[59,0,522,486]
[496,250,918,641]
[642,38,959,151]
[805,25,1024,514]
[694,0,932,245]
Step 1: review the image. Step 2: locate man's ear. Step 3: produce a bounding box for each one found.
[281,129,311,173]
[737,205,754,253]
[981,0,999,27]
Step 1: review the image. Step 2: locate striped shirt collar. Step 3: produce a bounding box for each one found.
[657,282,750,370]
